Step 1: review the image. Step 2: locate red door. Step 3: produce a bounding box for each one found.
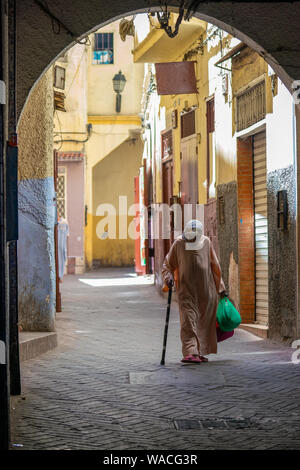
[134,176,144,275]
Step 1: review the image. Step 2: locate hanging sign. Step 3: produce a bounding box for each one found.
[155,61,197,95]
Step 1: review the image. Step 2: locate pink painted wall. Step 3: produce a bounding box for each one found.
[58,160,84,258]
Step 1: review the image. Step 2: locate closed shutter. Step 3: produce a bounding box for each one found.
[253,131,268,325]
[181,110,195,139]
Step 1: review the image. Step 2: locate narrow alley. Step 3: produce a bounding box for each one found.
[2,1,300,454]
[11,269,300,450]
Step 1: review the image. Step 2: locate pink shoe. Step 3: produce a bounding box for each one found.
[181,355,202,364]
[199,356,208,362]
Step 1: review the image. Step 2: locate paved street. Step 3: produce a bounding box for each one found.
[11,268,300,450]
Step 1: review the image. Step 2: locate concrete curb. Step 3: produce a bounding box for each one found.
[19,332,57,362]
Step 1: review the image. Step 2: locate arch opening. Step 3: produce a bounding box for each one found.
[17,6,299,339]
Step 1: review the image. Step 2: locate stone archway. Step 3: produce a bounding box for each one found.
[1,0,299,451]
[17,1,300,119]
[15,1,300,340]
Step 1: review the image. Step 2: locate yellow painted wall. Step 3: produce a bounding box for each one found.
[85,213,94,267]
[87,21,144,116]
[232,47,270,136]
[84,116,141,211]
[53,19,145,267]
[85,137,144,267]
[136,18,240,205]
[232,47,268,95]
[84,20,144,267]
[151,19,206,204]
[152,23,234,204]
[133,15,207,204]
[53,43,88,153]
[158,33,272,198]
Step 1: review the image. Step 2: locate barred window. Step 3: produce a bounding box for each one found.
[93,33,114,64]
[236,81,266,131]
[57,171,66,219]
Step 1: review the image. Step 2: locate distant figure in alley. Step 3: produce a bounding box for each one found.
[58,214,69,282]
[162,219,227,364]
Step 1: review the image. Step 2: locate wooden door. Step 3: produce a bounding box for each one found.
[180,134,198,220]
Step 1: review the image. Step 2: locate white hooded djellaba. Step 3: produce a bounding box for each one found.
[162,220,225,357]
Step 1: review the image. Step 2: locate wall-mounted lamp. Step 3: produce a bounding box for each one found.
[112,70,126,113]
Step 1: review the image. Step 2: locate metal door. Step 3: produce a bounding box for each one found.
[253,131,268,325]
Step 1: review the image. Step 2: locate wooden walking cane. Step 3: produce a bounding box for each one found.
[160,287,173,366]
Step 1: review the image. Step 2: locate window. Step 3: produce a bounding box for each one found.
[236,81,266,131]
[162,130,173,159]
[93,33,114,64]
[57,168,67,218]
[53,65,66,90]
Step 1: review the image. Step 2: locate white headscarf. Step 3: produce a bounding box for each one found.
[183,219,205,249]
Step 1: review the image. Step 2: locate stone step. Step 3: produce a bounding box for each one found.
[19,332,57,362]
[239,323,269,339]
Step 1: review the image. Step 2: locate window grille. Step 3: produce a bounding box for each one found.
[93,33,114,64]
[57,173,66,218]
[236,81,266,131]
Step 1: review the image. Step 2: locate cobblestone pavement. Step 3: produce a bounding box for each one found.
[11,268,300,450]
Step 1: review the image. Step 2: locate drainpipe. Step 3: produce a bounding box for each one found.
[7,0,20,399]
[0,0,9,451]
[293,102,300,339]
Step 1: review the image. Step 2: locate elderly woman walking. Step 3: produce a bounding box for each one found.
[162,219,227,364]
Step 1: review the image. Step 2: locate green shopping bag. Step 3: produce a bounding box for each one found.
[216,297,241,332]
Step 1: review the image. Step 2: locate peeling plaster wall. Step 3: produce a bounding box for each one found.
[17,69,56,332]
[216,182,239,309]
[267,166,297,341]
